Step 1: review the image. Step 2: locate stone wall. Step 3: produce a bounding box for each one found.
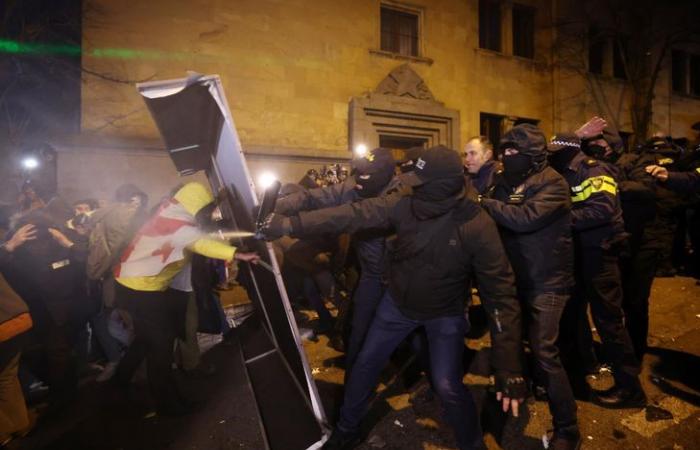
[76,0,700,190]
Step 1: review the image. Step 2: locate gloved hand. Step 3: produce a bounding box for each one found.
[257,213,292,240]
[495,373,528,417]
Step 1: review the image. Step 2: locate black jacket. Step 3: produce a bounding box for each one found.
[275,177,403,279]
[667,169,700,193]
[559,152,626,249]
[288,190,522,377]
[481,167,573,294]
[615,152,684,251]
[469,160,501,195]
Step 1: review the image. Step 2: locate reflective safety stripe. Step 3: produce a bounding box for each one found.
[570,175,617,203]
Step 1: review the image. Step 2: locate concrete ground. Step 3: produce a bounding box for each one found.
[9,276,700,450]
[303,276,700,450]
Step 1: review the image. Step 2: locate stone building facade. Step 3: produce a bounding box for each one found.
[54,0,700,201]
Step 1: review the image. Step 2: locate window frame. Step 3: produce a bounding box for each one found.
[379,2,423,58]
[479,0,502,53]
[512,3,536,59]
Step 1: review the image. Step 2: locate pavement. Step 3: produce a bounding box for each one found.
[9,276,700,450]
[303,276,700,450]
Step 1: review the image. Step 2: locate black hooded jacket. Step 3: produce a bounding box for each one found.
[287,182,522,377]
[481,166,574,294]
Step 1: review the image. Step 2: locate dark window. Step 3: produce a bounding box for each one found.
[588,27,604,74]
[512,4,535,58]
[480,113,504,152]
[379,135,427,150]
[672,51,687,93]
[613,39,627,80]
[690,54,700,96]
[380,6,419,57]
[479,0,501,52]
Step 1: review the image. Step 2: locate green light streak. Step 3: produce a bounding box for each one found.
[0,39,188,60]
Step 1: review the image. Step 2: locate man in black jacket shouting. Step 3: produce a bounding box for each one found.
[261,146,525,450]
[480,124,580,450]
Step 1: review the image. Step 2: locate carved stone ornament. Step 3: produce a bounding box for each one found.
[373,64,435,101]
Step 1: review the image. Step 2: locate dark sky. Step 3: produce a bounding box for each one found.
[1,0,82,141]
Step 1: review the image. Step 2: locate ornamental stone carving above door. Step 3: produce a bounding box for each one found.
[349,64,460,152]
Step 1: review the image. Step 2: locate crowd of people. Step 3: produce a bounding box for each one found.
[0,181,259,446]
[259,116,700,450]
[1,115,699,450]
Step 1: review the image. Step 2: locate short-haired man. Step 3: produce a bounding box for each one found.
[463,136,500,195]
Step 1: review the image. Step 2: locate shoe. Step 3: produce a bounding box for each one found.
[532,384,548,401]
[592,385,646,409]
[96,361,119,382]
[548,432,582,450]
[328,334,346,353]
[322,428,361,450]
[182,363,216,379]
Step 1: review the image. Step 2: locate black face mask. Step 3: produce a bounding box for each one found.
[548,147,578,173]
[586,144,607,160]
[502,153,532,187]
[355,172,389,198]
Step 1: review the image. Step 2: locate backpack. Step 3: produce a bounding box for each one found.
[86,204,139,280]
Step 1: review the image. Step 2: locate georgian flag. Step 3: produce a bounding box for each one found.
[114,198,202,278]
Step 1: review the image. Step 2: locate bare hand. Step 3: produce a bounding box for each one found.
[235,252,260,264]
[4,224,37,252]
[48,228,74,248]
[645,165,669,181]
[496,391,521,417]
[575,116,607,139]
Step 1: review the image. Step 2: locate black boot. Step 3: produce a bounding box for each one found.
[549,431,582,450]
[322,428,361,450]
[593,384,646,409]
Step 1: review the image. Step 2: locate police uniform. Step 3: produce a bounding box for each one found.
[556,150,641,394]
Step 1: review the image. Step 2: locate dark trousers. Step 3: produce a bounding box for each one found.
[620,242,660,361]
[338,293,482,450]
[567,247,640,388]
[524,292,577,434]
[344,272,385,376]
[114,284,189,413]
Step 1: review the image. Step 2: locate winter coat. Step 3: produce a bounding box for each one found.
[481,167,574,294]
[287,189,522,377]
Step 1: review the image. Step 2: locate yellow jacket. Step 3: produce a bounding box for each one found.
[116,183,236,292]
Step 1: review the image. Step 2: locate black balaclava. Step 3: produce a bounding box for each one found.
[411,176,464,219]
[548,147,578,173]
[355,171,392,198]
[584,142,607,160]
[502,153,533,187]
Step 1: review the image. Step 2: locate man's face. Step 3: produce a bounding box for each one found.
[463,140,493,174]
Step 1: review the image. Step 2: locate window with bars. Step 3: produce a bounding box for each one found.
[479,0,501,52]
[380,6,419,57]
[512,4,535,59]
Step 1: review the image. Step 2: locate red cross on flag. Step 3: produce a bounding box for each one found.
[114,199,202,278]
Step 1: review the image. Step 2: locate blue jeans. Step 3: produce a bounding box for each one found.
[344,271,385,374]
[338,292,483,450]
